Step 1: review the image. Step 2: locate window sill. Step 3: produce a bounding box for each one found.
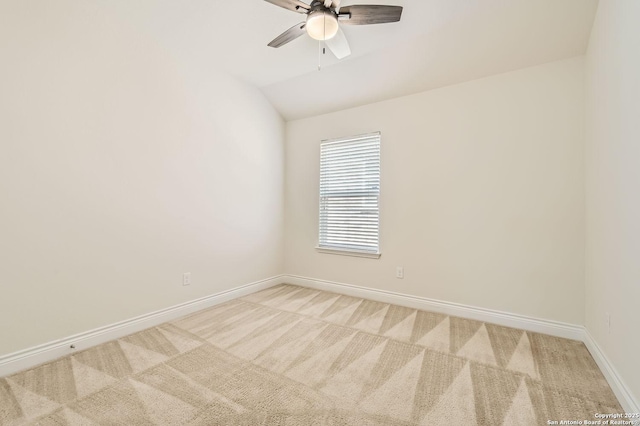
[315,247,381,259]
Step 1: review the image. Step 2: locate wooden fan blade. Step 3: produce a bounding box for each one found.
[339,5,403,25]
[264,0,310,14]
[325,27,351,59]
[268,22,307,48]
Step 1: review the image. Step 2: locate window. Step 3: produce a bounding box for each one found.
[317,132,381,258]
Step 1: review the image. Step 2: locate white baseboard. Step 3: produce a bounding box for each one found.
[283,274,584,340]
[283,274,639,414]
[583,330,640,414]
[3,272,637,415]
[0,275,283,378]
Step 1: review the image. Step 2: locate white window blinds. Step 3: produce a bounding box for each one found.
[319,132,380,255]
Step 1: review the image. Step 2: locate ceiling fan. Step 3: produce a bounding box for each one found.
[264,0,403,59]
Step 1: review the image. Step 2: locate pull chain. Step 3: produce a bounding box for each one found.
[318,13,327,71]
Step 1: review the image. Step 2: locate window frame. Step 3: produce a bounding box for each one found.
[315,132,381,259]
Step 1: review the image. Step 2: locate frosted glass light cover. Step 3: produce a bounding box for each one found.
[306,11,339,41]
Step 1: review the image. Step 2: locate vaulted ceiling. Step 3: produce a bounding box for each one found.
[112,0,599,120]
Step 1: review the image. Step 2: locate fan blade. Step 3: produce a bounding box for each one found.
[325,27,351,59]
[264,0,310,14]
[339,5,403,25]
[268,22,307,48]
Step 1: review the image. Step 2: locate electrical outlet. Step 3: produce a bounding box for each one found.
[183,272,191,286]
[396,266,404,279]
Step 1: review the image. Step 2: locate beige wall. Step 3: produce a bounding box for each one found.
[585,0,640,404]
[0,2,284,355]
[285,57,586,324]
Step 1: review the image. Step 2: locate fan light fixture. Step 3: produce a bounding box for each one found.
[265,0,404,61]
[306,10,339,40]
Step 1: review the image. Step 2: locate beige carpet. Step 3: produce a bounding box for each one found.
[0,284,622,425]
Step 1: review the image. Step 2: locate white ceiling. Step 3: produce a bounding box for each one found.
[116,0,599,120]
